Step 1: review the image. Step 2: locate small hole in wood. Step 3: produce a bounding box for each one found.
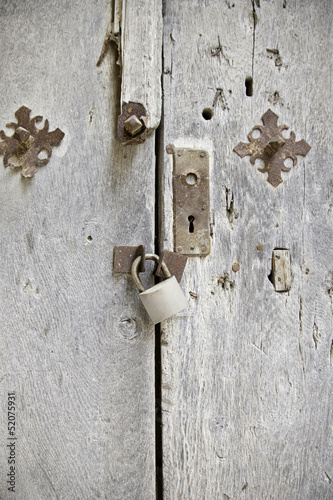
[202,108,214,120]
[87,235,93,242]
[186,173,198,186]
[245,77,253,97]
[188,215,195,233]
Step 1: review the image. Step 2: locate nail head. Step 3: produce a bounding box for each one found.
[232,262,240,272]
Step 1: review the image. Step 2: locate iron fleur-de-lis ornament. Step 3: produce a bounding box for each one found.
[234,109,311,187]
[0,106,65,178]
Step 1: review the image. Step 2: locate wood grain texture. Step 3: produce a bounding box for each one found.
[120,0,162,130]
[160,1,333,499]
[0,1,156,498]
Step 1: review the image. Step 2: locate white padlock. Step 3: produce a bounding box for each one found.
[131,253,189,324]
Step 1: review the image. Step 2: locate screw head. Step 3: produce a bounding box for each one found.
[177,151,182,157]
[124,115,143,136]
[177,246,183,252]
[190,246,195,250]
[201,246,207,253]
[16,127,31,143]
[179,202,184,207]
[200,152,205,158]
[202,204,207,210]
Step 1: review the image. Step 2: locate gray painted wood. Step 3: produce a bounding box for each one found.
[0,1,156,498]
[120,0,162,130]
[161,1,333,499]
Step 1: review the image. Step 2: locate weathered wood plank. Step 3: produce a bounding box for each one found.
[161,0,333,498]
[120,0,162,131]
[0,1,156,498]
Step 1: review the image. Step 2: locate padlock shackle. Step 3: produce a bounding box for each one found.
[131,253,171,292]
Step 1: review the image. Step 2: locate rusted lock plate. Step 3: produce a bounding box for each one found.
[167,145,210,256]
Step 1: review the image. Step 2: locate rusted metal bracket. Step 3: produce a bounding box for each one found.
[117,102,148,145]
[0,106,65,178]
[155,250,188,283]
[113,245,146,274]
[113,246,187,282]
[233,109,311,187]
[167,145,210,256]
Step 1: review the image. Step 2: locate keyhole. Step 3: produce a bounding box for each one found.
[188,215,195,233]
[245,76,253,96]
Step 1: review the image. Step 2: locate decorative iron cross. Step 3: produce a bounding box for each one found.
[0,106,64,178]
[234,109,311,187]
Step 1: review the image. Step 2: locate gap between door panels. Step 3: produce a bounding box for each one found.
[154,118,164,500]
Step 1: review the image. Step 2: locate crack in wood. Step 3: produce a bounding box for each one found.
[312,321,321,349]
[211,36,230,65]
[96,24,121,67]
[212,88,231,110]
[299,297,305,372]
[251,0,258,80]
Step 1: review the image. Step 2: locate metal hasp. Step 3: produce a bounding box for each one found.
[113,245,146,273]
[0,106,64,178]
[155,249,188,283]
[233,109,311,187]
[113,246,187,282]
[168,145,210,256]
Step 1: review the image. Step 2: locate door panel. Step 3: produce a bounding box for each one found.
[0,1,156,498]
[161,1,333,499]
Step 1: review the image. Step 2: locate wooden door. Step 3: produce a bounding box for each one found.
[160,1,333,499]
[0,1,159,498]
[1,1,332,499]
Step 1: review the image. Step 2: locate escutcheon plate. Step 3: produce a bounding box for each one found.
[167,145,210,256]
